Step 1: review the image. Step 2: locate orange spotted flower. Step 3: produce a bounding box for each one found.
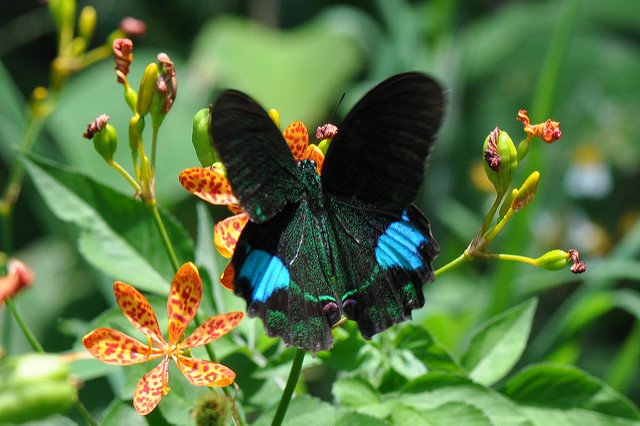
[179,120,325,260]
[82,262,243,415]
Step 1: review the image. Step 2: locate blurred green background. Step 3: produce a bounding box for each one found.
[1,0,639,415]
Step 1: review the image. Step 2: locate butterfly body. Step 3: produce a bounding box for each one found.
[211,73,444,352]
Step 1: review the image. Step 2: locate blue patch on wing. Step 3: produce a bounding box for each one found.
[239,249,290,302]
[375,216,429,270]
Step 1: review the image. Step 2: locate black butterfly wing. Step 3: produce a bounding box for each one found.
[321,72,444,340]
[211,90,303,223]
[327,198,439,339]
[321,72,444,212]
[232,198,341,353]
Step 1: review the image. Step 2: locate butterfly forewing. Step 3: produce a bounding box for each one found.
[321,72,444,212]
[211,90,303,223]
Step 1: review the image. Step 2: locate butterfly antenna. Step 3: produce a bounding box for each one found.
[329,92,346,123]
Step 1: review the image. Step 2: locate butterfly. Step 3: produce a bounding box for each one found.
[210,72,444,352]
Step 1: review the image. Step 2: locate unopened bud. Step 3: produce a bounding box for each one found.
[511,171,540,211]
[91,123,118,162]
[78,6,97,44]
[268,109,280,129]
[137,63,159,116]
[119,17,146,37]
[192,390,234,426]
[192,108,218,166]
[0,354,76,423]
[534,249,570,271]
[483,128,517,195]
[48,0,76,34]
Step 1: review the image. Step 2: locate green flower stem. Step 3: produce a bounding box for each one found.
[485,253,538,267]
[482,208,515,244]
[272,348,305,426]
[149,204,180,272]
[3,298,44,353]
[434,253,470,278]
[480,192,504,235]
[74,398,97,426]
[151,121,160,173]
[107,160,141,193]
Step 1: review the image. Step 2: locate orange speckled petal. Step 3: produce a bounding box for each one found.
[114,282,164,343]
[181,311,244,348]
[220,263,234,291]
[227,204,244,215]
[302,144,325,175]
[167,262,202,345]
[178,167,238,205]
[283,121,309,160]
[82,328,163,365]
[214,213,249,258]
[133,358,169,415]
[176,356,236,387]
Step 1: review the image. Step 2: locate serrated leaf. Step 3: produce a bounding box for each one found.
[22,154,194,294]
[461,298,537,385]
[502,363,640,421]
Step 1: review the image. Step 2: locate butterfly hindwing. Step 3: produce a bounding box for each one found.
[327,198,438,339]
[211,90,303,223]
[321,72,444,212]
[232,183,341,352]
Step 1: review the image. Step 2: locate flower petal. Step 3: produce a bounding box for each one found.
[220,263,235,291]
[181,311,244,348]
[214,213,249,258]
[179,167,238,205]
[167,262,202,345]
[82,328,163,365]
[176,356,236,387]
[302,144,325,175]
[133,358,169,415]
[113,282,164,343]
[283,121,309,160]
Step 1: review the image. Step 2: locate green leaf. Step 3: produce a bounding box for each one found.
[460,298,537,385]
[400,373,531,425]
[394,324,465,374]
[253,394,388,426]
[391,401,492,426]
[101,400,147,426]
[502,363,640,421]
[22,154,194,294]
[0,60,26,162]
[190,16,363,129]
[333,377,380,408]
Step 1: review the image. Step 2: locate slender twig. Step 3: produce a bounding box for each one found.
[4,298,44,353]
[149,204,180,272]
[434,253,469,278]
[271,349,305,426]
